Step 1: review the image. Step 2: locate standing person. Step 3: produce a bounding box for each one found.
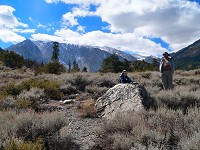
[119,70,133,83]
[159,52,175,90]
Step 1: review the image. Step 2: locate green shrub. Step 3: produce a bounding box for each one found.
[19,79,63,100]
[5,83,21,96]
[5,138,44,150]
[2,51,24,68]
[43,61,66,75]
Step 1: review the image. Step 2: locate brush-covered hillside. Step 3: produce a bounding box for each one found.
[0,59,200,149]
[172,39,200,70]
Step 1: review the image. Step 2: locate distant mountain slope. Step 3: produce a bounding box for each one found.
[5,39,200,71]
[6,39,137,72]
[7,39,44,62]
[97,46,137,61]
[172,39,200,70]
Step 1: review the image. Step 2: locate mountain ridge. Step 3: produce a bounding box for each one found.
[6,39,138,72]
[5,38,200,71]
[172,39,200,70]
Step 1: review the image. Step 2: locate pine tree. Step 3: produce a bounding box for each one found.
[123,59,131,71]
[68,60,71,73]
[72,60,80,72]
[151,58,159,71]
[43,41,66,74]
[51,42,59,61]
[100,53,123,73]
[3,51,24,68]
[82,67,88,72]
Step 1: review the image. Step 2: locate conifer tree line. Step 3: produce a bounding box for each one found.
[0,47,41,69]
[100,53,159,73]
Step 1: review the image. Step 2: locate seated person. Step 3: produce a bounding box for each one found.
[119,70,133,83]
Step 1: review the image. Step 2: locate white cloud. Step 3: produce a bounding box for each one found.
[45,0,59,3]
[20,29,36,33]
[0,28,25,43]
[62,6,95,27]
[31,33,64,43]
[44,0,200,55]
[77,26,85,33]
[31,28,166,56]
[12,28,36,33]
[45,0,100,6]
[0,5,28,43]
[94,0,200,51]
[0,5,27,28]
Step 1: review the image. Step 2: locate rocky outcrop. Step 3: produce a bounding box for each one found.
[95,83,153,120]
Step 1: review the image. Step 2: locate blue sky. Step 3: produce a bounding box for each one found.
[0,0,200,56]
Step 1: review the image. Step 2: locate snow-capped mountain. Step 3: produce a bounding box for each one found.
[6,39,137,72]
[144,55,160,63]
[7,39,44,62]
[131,53,147,60]
[97,46,137,61]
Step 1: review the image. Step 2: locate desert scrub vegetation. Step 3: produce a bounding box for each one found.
[93,107,200,149]
[0,110,78,150]
[77,98,97,118]
[0,71,119,112]
[0,66,200,149]
[0,78,64,110]
[91,69,200,149]
[131,70,200,111]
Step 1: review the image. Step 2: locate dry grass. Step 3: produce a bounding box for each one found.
[91,69,200,149]
[0,109,78,149]
[93,107,200,149]
[0,66,200,149]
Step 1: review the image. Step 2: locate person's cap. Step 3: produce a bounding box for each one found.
[163,52,170,56]
[123,70,127,72]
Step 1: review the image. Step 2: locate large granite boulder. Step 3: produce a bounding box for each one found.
[95,83,153,120]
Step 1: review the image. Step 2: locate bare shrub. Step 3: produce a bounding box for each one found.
[141,72,152,79]
[60,84,78,95]
[154,89,182,109]
[112,133,134,150]
[0,110,77,149]
[12,110,38,140]
[15,88,45,109]
[86,85,108,99]
[153,85,200,112]
[77,99,97,118]
[15,99,33,109]
[181,131,200,150]
[69,74,90,91]
[17,88,45,100]
[19,78,63,100]
[94,78,116,88]
[1,96,16,110]
[94,107,200,149]
[46,126,80,150]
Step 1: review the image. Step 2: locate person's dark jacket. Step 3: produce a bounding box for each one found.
[119,72,132,83]
[159,57,175,73]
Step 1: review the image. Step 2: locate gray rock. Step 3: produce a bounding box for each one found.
[95,83,153,120]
